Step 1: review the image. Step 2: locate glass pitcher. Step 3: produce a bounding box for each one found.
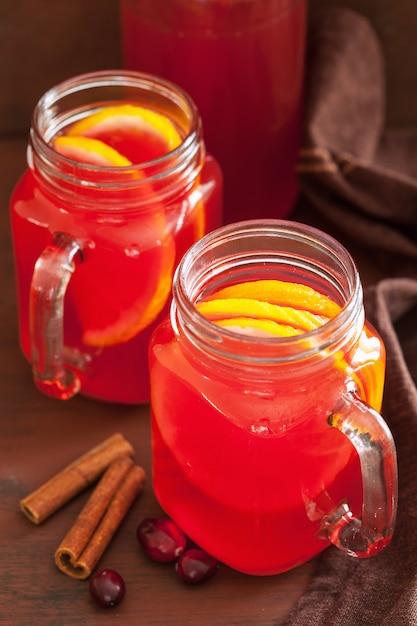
[120,0,307,224]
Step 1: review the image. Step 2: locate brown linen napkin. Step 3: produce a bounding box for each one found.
[286,7,417,626]
[295,7,417,283]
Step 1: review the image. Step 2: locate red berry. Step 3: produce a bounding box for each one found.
[137,517,187,563]
[175,548,218,584]
[89,569,125,608]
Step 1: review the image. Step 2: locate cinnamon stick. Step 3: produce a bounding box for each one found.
[20,433,134,524]
[55,456,146,579]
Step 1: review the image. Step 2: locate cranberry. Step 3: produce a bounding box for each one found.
[137,517,187,563]
[89,569,125,608]
[175,548,218,584]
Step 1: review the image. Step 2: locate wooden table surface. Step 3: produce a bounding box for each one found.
[0,139,316,625]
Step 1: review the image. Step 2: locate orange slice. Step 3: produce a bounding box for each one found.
[53,107,180,347]
[196,279,340,339]
[216,318,302,338]
[197,279,367,398]
[186,179,206,241]
[54,135,132,167]
[207,280,341,319]
[80,244,175,348]
[70,211,176,348]
[66,104,182,164]
[197,298,328,332]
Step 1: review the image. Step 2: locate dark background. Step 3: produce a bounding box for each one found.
[1,0,416,137]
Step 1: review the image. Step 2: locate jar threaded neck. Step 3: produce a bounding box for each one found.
[172,219,364,364]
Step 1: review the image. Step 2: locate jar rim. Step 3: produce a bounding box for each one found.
[172,219,363,364]
[29,69,203,193]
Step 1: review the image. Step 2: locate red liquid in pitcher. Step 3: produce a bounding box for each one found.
[149,278,386,574]
[11,104,222,403]
[121,0,307,223]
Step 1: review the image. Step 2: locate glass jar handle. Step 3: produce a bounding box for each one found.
[322,390,398,557]
[29,232,82,400]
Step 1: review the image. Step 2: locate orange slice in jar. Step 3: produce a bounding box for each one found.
[53,106,181,347]
[197,298,329,332]
[71,214,176,348]
[66,104,182,164]
[206,280,341,319]
[197,279,367,398]
[54,135,132,167]
[187,178,206,241]
[216,317,302,337]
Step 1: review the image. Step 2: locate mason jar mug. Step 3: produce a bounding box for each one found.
[10,70,223,403]
[149,220,397,575]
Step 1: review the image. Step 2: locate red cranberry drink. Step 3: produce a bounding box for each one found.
[120,0,307,223]
[10,71,222,403]
[149,221,398,575]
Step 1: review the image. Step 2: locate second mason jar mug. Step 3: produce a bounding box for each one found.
[10,70,223,403]
[149,220,398,575]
